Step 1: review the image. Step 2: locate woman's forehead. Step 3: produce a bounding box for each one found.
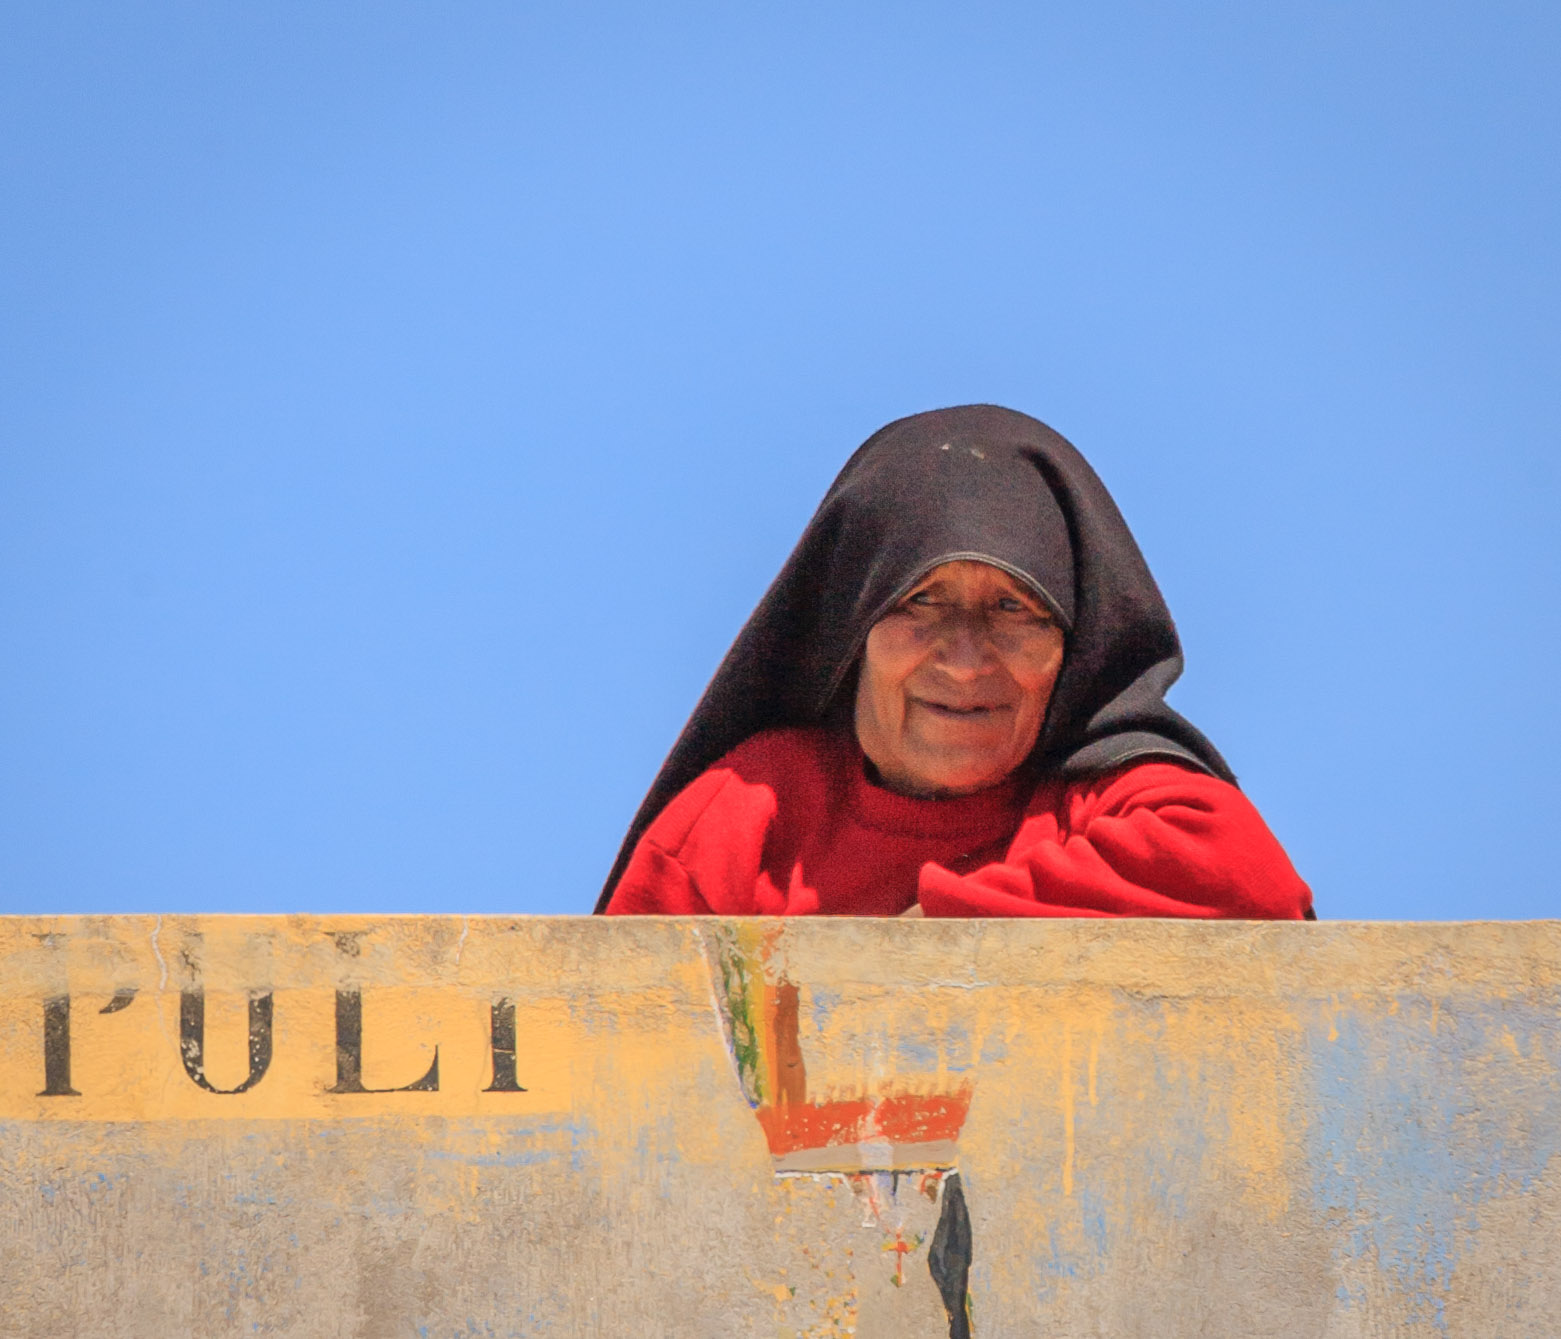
[910,560,1036,595]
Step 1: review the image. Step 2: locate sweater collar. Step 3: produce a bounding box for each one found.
[839,735,1026,841]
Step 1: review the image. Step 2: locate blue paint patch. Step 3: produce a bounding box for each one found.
[893,1036,940,1069]
[1036,1219,1081,1301]
[942,1023,973,1073]
[808,986,841,1033]
[1120,1005,1210,1225]
[416,1117,596,1171]
[1300,994,1561,1332]
[1001,997,1234,1292]
[889,1023,974,1072]
[422,1147,559,1168]
[1078,1186,1110,1260]
[229,1189,283,1206]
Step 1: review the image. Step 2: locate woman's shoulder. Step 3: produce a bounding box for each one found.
[1065,757,1240,804]
[643,727,842,854]
[1045,756,1300,863]
[1026,756,1253,826]
[713,725,843,778]
[1052,758,1313,918]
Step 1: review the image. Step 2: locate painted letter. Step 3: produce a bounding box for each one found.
[179,990,274,1094]
[328,989,439,1093]
[37,995,80,1097]
[483,996,526,1093]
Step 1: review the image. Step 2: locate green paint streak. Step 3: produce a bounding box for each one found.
[711,928,765,1107]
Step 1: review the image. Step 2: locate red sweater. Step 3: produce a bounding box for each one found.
[604,728,1312,919]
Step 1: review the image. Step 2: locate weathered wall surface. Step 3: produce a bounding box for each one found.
[1,916,1558,1338]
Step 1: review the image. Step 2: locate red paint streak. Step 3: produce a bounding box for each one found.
[746,961,972,1159]
[754,1087,971,1156]
[874,1091,970,1144]
[755,1097,874,1154]
[766,981,807,1108]
[888,1229,912,1286]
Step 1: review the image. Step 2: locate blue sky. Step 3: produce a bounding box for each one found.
[3,3,1557,918]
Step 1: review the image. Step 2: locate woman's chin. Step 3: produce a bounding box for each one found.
[900,729,1020,787]
[895,753,1018,798]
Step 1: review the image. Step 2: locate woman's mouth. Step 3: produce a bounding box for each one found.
[914,699,1010,719]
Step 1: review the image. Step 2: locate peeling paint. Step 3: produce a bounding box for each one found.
[0,916,1558,1337]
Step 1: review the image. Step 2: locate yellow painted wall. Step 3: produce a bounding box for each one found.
[2,916,1558,1337]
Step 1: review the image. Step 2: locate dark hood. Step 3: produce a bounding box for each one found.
[594,404,1233,912]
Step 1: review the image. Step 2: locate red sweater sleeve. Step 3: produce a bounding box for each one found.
[605,841,713,915]
[917,762,1313,920]
[602,759,781,915]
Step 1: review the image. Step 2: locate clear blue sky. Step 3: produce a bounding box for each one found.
[3,4,1557,918]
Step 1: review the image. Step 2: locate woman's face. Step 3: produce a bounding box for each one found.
[853,560,1065,797]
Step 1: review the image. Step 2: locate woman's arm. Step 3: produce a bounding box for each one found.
[602,759,777,915]
[917,762,1312,920]
[603,841,714,915]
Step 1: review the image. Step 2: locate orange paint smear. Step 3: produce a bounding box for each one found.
[756,1097,874,1154]
[754,1087,971,1156]
[744,952,973,1159]
[873,1090,970,1143]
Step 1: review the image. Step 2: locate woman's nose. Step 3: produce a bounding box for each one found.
[933,613,996,677]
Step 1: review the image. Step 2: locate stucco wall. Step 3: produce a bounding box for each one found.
[1,916,1558,1337]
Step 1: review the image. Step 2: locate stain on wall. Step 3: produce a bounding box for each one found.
[702,922,974,1335]
[1,916,1558,1337]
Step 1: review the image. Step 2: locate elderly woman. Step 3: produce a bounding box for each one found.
[598,405,1312,920]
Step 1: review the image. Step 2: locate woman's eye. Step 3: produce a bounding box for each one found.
[996,597,1052,622]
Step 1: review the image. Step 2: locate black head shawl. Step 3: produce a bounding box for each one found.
[594,404,1233,912]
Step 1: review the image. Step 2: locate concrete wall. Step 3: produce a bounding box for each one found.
[1,916,1558,1338]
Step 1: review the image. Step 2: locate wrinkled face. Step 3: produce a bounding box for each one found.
[853,560,1066,797]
